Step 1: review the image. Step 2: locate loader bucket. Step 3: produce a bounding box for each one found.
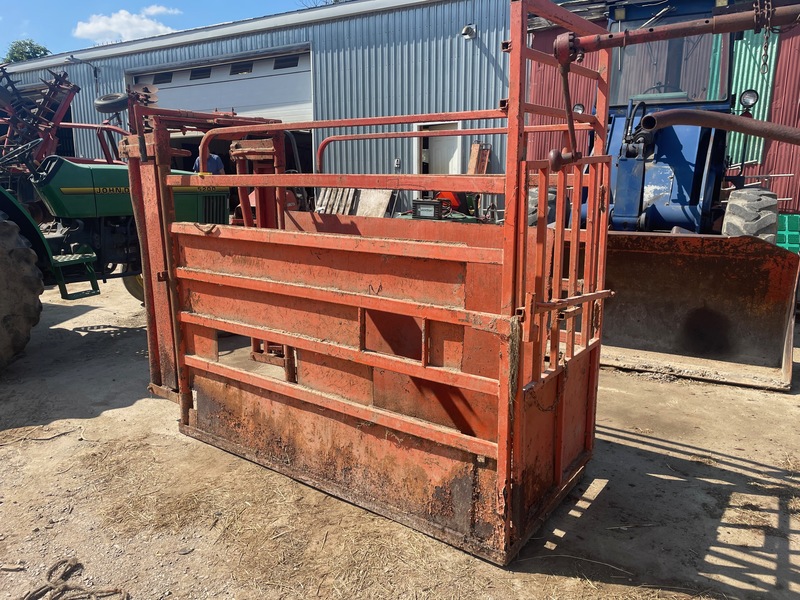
[601,232,799,390]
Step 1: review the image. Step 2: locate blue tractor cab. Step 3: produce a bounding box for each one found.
[606,1,734,233]
[581,0,800,390]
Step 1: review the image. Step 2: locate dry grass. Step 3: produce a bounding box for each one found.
[787,496,800,515]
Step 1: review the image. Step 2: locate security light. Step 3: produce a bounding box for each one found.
[461,25,476,40]
[572,103,586,114]
[739,89,759,109]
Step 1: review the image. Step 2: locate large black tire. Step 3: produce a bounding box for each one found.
[0,212,44,369]
[722,188,779,243]
[528,186,557,226]
[94,92,129,114]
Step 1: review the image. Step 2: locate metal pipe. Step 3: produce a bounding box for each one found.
[555,5,800,65]
[639,109,800,147]
[197,108,507,175]
[316,127,505,173]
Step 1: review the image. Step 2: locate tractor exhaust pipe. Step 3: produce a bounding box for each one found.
[639,109,800,147]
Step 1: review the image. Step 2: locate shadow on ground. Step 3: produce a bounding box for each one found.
[513,424,799,599]
[0,298,149,432]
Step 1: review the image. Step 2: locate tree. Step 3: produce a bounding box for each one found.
[4,39,51,63]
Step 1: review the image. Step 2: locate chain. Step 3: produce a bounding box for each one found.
[754,0,774,74]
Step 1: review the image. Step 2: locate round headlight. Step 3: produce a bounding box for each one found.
[572,103,585,115]
[740,89,759,109]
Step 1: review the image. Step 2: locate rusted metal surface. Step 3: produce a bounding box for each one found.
[640,109,800,147]
[741,27,800,212]
[122,0,612,565]
[555,4,800,66]
[602,232,799,390]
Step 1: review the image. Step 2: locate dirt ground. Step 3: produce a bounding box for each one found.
[1,280,798,600]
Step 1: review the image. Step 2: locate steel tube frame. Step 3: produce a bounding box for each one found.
[316,124,596,173]
[555,4,800,65]
[122,0,613,565]
[640,109,800,147]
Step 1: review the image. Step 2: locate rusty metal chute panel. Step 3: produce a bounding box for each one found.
[602,232,799,390]
[122,0,612,565]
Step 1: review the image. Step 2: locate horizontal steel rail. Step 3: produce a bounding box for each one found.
[177,267,513,336]
[185,108,509,171]
[316,124,597,172]
[184,355,499,458]
[167,173,506,195]
[181,313,500,396]
[533,289,614,314]
[171,222,504,264]
[522,47,601,80]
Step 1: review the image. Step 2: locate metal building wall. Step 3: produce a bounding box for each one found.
[728,29,779,166]
[8,0,510,186]
[313,0,510,181]
[739,28,800,213]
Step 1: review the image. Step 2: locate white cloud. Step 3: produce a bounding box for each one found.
[142,5,182,17]
[72,7,181,44]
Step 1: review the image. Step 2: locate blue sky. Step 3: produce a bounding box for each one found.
[0,2,316,57]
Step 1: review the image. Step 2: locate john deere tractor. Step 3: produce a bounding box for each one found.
[0,67,228,369]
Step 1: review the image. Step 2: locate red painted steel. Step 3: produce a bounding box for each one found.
[527,25,602,170]
[121,0,612,565]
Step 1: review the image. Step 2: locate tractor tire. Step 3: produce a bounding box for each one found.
[0,212,44,369]
[528,186,557,226]
[94,93,129,114]
[722,188,779,243]
[122,271,145,303]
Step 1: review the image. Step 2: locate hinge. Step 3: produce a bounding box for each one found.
[519,292,535,343]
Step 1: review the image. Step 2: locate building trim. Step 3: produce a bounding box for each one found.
[124,43,312,76]
[6,0,437,72]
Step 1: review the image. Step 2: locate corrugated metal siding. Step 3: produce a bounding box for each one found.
[312,0,509,178]
[728,29,779,165]
[739,28,800,213]
[9,0,510,181]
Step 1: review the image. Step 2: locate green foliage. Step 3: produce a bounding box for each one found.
[4,39,51,63]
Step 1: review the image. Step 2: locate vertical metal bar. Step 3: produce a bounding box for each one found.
[581,163,598,344]
[592,49,612,339]
[421,318,429,367]
[553,372,565,484]
[541,229,555,375]
[534,167,549,379]
[152,116,193,423]
[234,157,254,228]
[496,0,528,545]
[516,162,529,316]
[358,307,366,351]
[274,132,287,230]
[126,151,162,386]
[501,0,526,317]
[549,168,567,370]
[566,163,582,358]
[584,346,600,452]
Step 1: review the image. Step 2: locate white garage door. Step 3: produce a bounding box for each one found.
[134,53,312,123]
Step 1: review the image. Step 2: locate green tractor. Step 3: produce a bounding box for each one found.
[0,70,228,369]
